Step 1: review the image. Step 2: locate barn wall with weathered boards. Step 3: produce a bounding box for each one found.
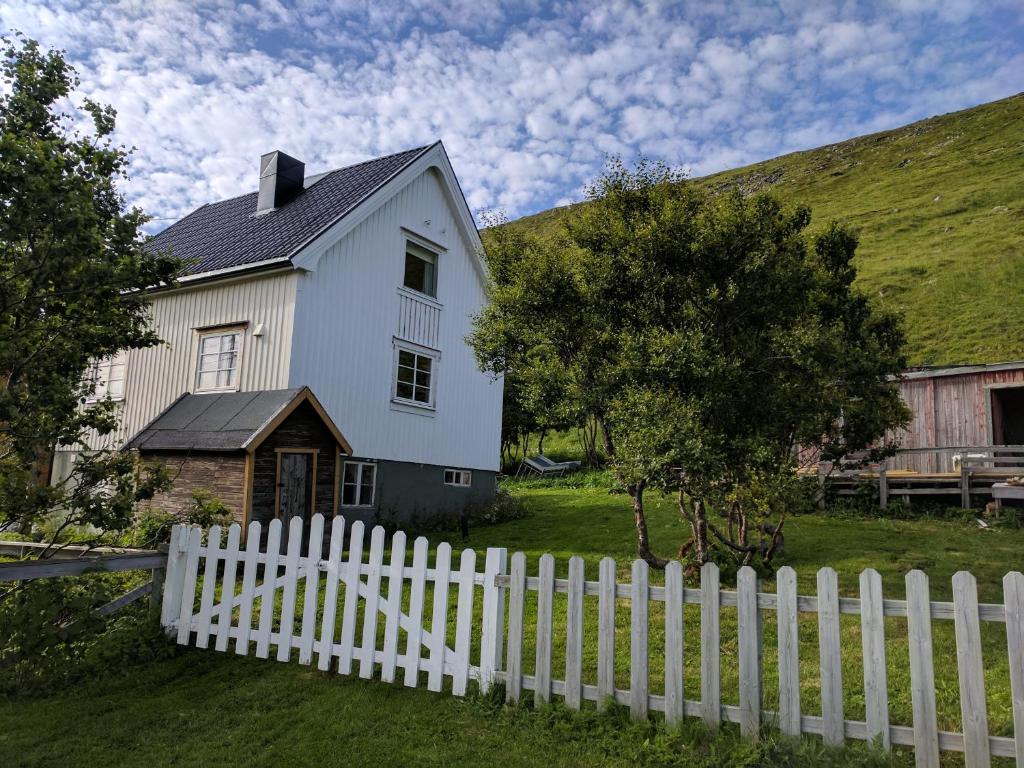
[63,271,298,459]
[889,365,1024,472]
[289,166,503,472]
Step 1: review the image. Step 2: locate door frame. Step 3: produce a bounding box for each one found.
[984,383,1024,446]
[273,447,319,520]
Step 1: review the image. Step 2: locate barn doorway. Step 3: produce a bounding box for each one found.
[990,387,1024,445]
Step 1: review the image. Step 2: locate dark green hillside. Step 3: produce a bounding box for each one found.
[510,93,1024,366]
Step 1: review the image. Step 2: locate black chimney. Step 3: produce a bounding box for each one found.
[257,150,305,213]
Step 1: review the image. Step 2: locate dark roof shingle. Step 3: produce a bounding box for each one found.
[147,145,432,277]
[125,388,305,451]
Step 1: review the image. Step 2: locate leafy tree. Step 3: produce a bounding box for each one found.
[0,36,178,549]
[475,214,577,470]
[473,159,909,569]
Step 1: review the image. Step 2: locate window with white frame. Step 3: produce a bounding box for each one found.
[403,240,437,297]
[342,461,376,506]
[393,345,436,406]
[195,328,242,392]
[86,350,127,402]
[444,468,472,487]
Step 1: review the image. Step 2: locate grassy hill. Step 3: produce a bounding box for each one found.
[510,93,1024,367]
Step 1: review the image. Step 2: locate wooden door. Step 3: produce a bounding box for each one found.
[278,452,313,551]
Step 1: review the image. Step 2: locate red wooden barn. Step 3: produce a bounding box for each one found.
[889,361,1024,473]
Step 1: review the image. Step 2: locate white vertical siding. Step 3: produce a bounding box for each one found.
[289,167,503,471]
[71,271,298,451]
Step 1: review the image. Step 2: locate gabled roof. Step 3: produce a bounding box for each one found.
[146,145,433,278]
[123,387,352,454]
[900,360,1024,381]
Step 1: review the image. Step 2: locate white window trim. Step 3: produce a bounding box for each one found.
[391,340,439,411]
[401,226,448,254]
[85,351,128,403]
[341,460,377,507]
[194,327,245,394]
[444,468,472,487]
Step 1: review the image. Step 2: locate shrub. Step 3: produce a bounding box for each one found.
[126,489,233,548]
[379,490,530,538]
[0,573,174,697]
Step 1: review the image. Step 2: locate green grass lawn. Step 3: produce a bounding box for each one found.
[2,483,1022,766]
[464,485,1023,745]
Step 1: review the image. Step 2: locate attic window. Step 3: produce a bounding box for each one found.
[403,241,437,297]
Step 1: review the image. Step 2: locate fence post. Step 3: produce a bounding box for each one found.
[150,564,165,622]
[597,557,617,708]
[630,559,649,721]
[565,555,585,710]
[505,551,527,703]
[452,548,477,697]
[737,565,761,740]
[175,526,203,646]
[159,524,187,634]
[479,547,508,694]
[700,562,721,728]
[426,542,453,693]
[1003,571,1024,767]
[906,570,940,768]
[952,571,991,768]
[961,462,971,509]
[776,566,801,737]
[817,567,844,746]
[664,561,685,725]
[879,463,888,508]
[534,553,555,706]
[860,568,890,750]
[379,529,406,682]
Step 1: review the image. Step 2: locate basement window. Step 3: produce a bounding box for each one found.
[195,329,242,392]
[444,469,472,487]
[86,351,127,402]
[342,461,376,507]
[403,241,437,298]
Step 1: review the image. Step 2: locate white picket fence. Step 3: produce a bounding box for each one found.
[161,514,1024,767]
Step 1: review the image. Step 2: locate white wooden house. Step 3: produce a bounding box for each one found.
[55,142,503,529]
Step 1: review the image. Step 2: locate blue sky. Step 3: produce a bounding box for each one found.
[2,1,1022,231]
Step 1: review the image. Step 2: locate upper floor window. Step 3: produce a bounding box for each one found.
[394,344,436,407]
[403,241,437,298]
[195,328,242,392]
[86,351,127,402]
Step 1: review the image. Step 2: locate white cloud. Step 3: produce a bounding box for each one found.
[0,0,1020,228]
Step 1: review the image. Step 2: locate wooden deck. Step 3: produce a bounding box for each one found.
[821,446,1024,509]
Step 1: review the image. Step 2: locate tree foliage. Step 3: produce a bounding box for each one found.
[472,158,909,570]
[475,214,577,470]
[0,36,178,543]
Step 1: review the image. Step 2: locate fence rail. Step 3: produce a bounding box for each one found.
[0,547,168,619]
[163,515,1024,767]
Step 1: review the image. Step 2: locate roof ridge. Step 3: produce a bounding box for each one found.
[145,142,442,279]
[285,142,437,261]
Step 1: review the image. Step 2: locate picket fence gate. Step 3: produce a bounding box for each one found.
[161,514,1024,768]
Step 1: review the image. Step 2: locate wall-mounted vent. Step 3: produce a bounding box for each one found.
[256,150,305,213]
